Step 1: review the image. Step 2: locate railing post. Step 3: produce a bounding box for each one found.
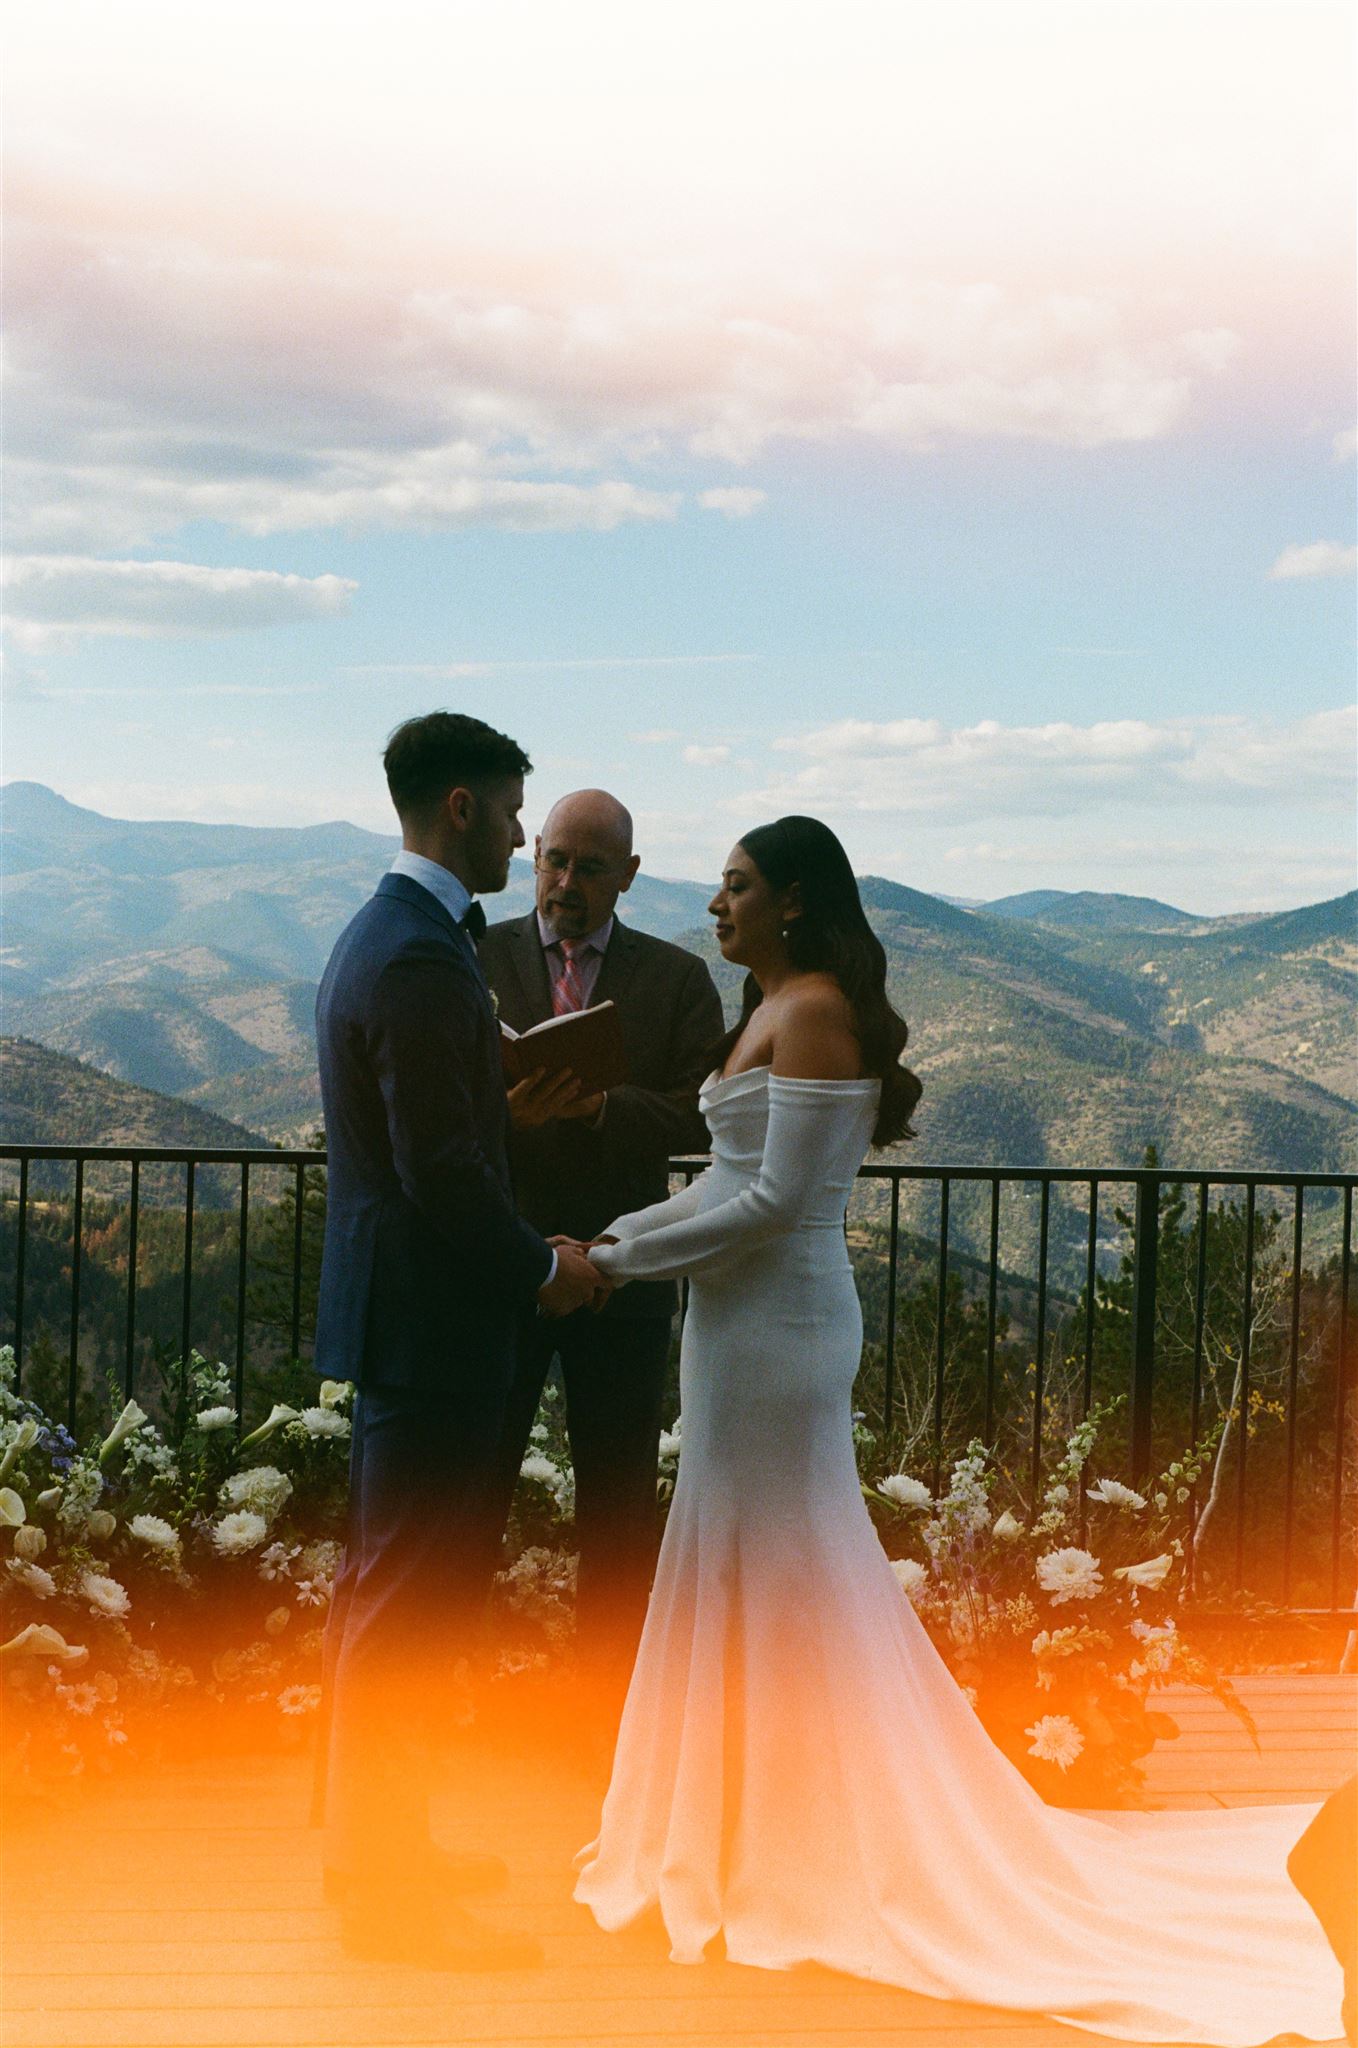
[1129,1174,1159,1483]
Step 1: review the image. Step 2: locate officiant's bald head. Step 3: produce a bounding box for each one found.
[535,789,641,939]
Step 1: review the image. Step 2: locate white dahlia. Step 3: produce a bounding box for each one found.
[1035,1546,1104,1606]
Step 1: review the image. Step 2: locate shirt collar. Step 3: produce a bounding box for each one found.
[535,909,614,956]
[389,850,473,928]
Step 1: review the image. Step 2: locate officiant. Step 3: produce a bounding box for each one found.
[477,789,723,1719]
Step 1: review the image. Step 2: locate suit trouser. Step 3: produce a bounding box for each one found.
[487,1312,672,1702]
[313,1380,508,1877]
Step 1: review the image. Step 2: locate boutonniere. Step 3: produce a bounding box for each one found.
[488,987,499,1017]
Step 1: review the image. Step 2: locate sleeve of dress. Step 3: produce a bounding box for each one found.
[591,1078,846,1284]
[601,1173,706,1244]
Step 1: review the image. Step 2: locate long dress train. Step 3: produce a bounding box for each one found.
[576,1067,1342,2045]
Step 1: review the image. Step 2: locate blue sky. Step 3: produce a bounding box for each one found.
[4,0,1355,911]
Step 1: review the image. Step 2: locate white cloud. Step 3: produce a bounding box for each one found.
[683,744,732,767]
[631,728,682,743]
[749,708,1356,822]
[1,556,355,646]
[698,488,767,518]
[3,198,1253,551]
[1267,541,1358,580]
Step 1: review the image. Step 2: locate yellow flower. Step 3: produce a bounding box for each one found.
[1,1623,89,1663]
[1114,1553,1173,1590]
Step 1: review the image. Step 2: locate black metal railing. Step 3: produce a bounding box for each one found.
[2,1144,1354,1621]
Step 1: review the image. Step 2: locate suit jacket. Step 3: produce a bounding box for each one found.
[479,913,724,1322]
[314,874,553,1391]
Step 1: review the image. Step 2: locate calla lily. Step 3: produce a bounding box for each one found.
[36,1486,62,1510]
[0,1489,26,1529]
[1,1623,89,1663]
[1114,1553,1173,1590]
[0,1417,39,1481]
[317,1380,353,1410]
[240,1404,302,1450]
[98,1400,147,1464]
[992,1511,1024,1540]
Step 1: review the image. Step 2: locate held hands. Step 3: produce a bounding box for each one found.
[507,1067,605,1130]
[537,1238,613,1317]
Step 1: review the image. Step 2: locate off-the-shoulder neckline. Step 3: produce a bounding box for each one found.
[703,1063,878,1094]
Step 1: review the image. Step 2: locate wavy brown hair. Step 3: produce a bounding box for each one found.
[712,815,923,1147]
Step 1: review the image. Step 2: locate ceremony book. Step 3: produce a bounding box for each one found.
[499,1000,627,1093]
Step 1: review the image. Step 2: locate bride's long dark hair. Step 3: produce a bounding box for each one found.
[713,815,923,1148]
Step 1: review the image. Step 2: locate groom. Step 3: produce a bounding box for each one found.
[312,711,604,1969]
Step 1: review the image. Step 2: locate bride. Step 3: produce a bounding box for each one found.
[573,815,1341,2047]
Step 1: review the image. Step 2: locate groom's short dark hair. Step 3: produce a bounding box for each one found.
[384,712,533,821]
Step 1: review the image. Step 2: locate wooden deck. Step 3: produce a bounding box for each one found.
[4,1676,1353,2048]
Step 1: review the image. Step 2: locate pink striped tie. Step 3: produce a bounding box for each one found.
[552,939,587,1015]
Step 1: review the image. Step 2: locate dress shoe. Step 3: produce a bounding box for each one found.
[339,1899,542,1971]
[323,1844,509,1904]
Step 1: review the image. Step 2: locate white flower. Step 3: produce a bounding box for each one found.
[528,1423,548,1443]
[278,1684,321,1716]
[257,1540,299,1582]
[98,1400,148,1464]
[1036,1547,1104,1606]
[130,1514,180,1553]
[890,1557,928,1600]
[13,1524,47,1561]
[657,1430,682,1463]
[57,1681,99,1716]
[195,1406,237,1432]
[86,1509,117,1543]
[240,1404,301,1450]
[36,1486,63,1510]
[7,1559,56,1598]
[296,1407,349,1439]
[0,1488,26,1528]
[80,1570,132,1619]
[211,1510,269,1556]
[317,1380,353,1410]
[1087,1478,1146,1510]
[1026,1714,1085,1771]
[300,1539,342,1583]
[0,1416,39,1480]
[992,1510,1024,1540]
[220,1466,293,1520]
[1,1622,88,1662]
[519,1454,562,1488]
[1114,1553,1173,1590]
[878,1474,933,1509]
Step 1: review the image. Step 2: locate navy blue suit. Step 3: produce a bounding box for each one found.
[312,873,553,1880]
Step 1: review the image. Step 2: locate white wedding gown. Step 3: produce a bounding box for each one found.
[576,1067,1342,2045]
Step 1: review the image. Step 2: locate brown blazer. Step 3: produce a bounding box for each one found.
[479,913,724,1322]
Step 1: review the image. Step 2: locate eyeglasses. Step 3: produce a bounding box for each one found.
[536,850,616,882]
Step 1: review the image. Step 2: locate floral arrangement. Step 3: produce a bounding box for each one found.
[2,1345,1248,1810]
[862,1402,1254,1806]
[0,1346,353,1789]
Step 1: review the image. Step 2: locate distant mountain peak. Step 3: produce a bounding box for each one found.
[983,889,1198,931]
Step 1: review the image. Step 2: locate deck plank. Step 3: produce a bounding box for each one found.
[2,1675,1350,2048]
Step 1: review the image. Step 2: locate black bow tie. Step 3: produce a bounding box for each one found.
[460,901,487,943]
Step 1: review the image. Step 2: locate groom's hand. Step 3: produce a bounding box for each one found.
[537,1240,609,1316]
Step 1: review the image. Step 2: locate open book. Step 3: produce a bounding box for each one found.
[500,999,627,1094]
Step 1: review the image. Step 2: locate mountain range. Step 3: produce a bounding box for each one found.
[3,781,1354,1186]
